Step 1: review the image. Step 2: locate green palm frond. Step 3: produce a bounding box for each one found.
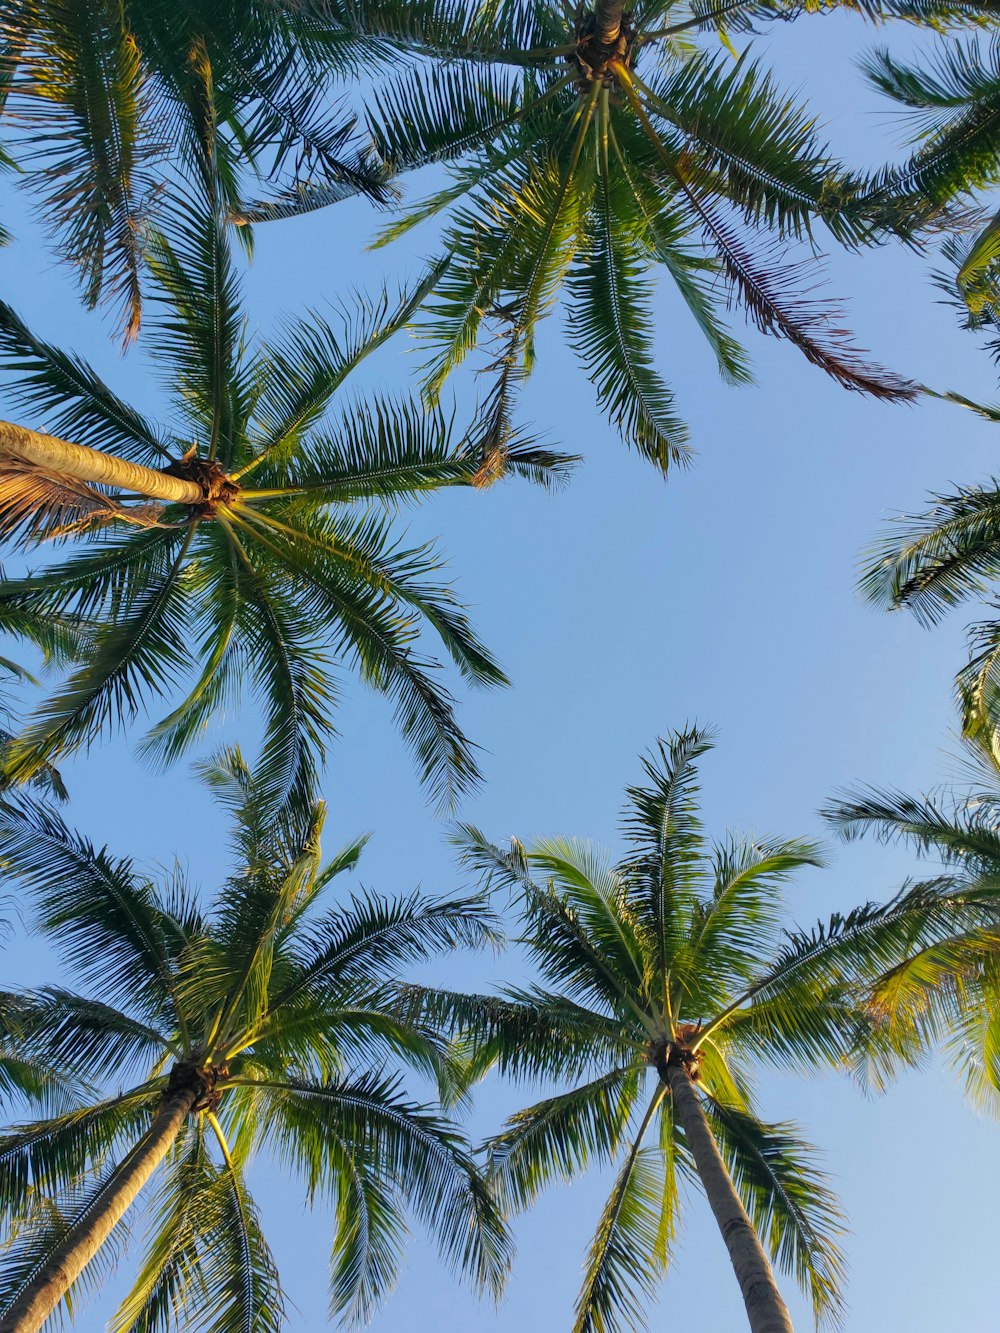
[4,0,156,341]
[0,795,183,1023]
[860,481,1000,622]
[704,1098,847,1328]
[0,301,169,463]
[391,983,635,1091]
[242,260,448,467]
[863,39,1000,206]
[486,1066,642,1212]
[637,52,869,244]
[253,1071,512,1302]
[573,1119,669,1333]
[567,141,690,471]
[327,1135,408,1325]
[5,523,199,782]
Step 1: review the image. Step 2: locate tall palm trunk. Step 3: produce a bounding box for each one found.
[0,421,204,504]
[0,1085,198,1333]
[666,1066,794,1333]
[593,0,625,44]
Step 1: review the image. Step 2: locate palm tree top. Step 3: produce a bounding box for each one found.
[0,101,571,810]
[0,0,396,338]
[243,0,1000,474]
[0,750,511,1328]
[400,726,912,1329]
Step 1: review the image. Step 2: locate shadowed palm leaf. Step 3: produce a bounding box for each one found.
[858,339,1000,735]
[0,0,397,338]
[823,730,1000,1114]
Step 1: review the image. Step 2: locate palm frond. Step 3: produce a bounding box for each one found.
[568,130,690,471]
[0,300,168,462]
[859,482,1000,622]
[573,1113,669,1333]
[4,0,159,340]
[703,1098,847,1327]
[486,1066,642,1213]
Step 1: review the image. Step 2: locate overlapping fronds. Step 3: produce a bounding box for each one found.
[0,0,394,334]
[297,0,922,462]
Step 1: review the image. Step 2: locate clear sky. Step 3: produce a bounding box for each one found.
[1,11,998,1332]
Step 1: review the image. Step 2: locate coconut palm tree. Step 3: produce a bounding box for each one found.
[0,0,396,338]
[395,726,936,1332]
[0,748,511,1332]
[247,1,963,473]
[822,730,1000,1116]
[0,83,569,810]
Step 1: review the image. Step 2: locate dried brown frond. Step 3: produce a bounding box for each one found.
[677,172,920,403]
[0,458,134,544]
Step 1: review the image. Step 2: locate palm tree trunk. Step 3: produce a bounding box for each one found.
[665,1065,794,1333]
[0,1085,198,1333]
[0,421,203,505]
[593,0,625,44]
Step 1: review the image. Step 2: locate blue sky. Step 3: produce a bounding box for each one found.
[1,10,999,1331]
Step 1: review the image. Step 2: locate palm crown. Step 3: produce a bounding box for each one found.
[255,0,978,473]
[0,749,510,1330]
[0,101,568,811]
[398,727,923,1331]
[0,0,394,338]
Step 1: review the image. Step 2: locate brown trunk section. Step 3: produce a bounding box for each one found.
[666,1065,795,1333]
[0,421,204,505]
[0,1087,197,1333]
[593,0,626,43]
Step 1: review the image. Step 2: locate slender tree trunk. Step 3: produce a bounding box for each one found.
[0,1087,197,1333]
[666,1066,794,1333]
[593,0,625,44]
[0,421,203,505]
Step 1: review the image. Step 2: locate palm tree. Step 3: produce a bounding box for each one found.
[0,748,511,1332]
[396,726,921,1332]
[822,730,1000,1116]
[0,0,396,338]
[248,1,956,473]
[0,87,569,810]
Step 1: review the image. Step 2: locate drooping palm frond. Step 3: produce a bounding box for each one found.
[703,1099,847,1329]
[822,742,1000,1118]
[0,0,395,335]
